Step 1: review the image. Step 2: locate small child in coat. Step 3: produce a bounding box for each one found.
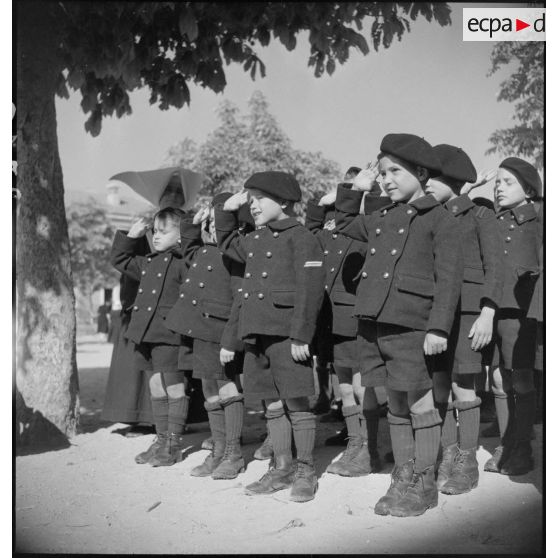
[165,194,247,480]
[334,133,464,517]
[111,207,193,467]
[425,144,504,494]
[483,157,542,475]
[215,171,325,503]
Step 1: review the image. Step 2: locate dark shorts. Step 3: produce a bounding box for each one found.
[333,334,358,370]
[486,310,537,370]
[192,338,243,381]
[243,335,315,400]
[134,342,179,374]
[314,330,333,364]
[357,320,433,392]
[429,313,487,379]
[178,337,193,371]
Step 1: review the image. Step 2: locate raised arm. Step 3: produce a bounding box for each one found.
[110,218,151,281]
[334,184,369,242]
[214,194,248,264]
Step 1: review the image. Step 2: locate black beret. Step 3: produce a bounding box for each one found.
[499,157,542,199]
[379,133,441,175]
[433,144,477,184]
[211,191,234,206]
[244,171,301,202]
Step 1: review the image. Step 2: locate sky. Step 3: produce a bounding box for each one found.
[55,2,529,205]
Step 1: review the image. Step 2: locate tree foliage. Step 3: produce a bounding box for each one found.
[55,2,451,136]
[486,42,544,170]
[164,91,342,213]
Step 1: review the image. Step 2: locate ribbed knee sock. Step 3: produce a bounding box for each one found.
[411,409,443,472]
[494,391,515,445]
[265,406,292,459]
[221,395,244,444]
[205,400,226,448]
[151,396,169,434]
[455,398,481,450]
[362,408,381,453]
[388,412,414,466]
[438,401,458,448]
[343,404,361,443]
[289,411,316,465]
[168,395,189,435]
[514,391,537,444]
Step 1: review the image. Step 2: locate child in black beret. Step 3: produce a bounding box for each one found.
[165,195,247,480]
[111,208,193,466]
[214,171,326,502]
[425,144,504,494]
[334,133,464,517]
[482,157,542,475]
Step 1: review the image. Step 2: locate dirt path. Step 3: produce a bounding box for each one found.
[15,340,543,554]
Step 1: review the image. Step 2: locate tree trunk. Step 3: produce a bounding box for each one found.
[16,2,79,446]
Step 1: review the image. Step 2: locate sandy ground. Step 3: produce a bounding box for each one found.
[15,338,543,554]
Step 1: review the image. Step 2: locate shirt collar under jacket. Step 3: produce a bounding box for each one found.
[267,217,300,231]
[444,194,475,216]
[382,193,440,214]
[146,246,184,258]
[496,202,537,224]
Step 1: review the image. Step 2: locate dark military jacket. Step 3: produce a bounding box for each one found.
[527,203,544,322]
[305,196,392,337]
[111,231,191,345]
[165,221,245,352]
[214,210,326,345]
[335,186,463,336]
[444,195,504,313]
[496,202,541,311]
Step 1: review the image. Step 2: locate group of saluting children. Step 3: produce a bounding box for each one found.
[110,132,543,517]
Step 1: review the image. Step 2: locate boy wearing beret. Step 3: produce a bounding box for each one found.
[334,133,464,517]
[165,194,247,480]
[214,171,325,503]
[306,171,392,477]
[483,157,542,475]
[111,208,195,466]
[425,144,504,494]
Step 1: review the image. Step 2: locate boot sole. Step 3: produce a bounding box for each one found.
[212,466,246,480]
[441,479,479,495]
[289,483,318,503]
[390,500,438,517]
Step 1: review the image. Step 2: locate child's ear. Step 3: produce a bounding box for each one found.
[417,166,429,183]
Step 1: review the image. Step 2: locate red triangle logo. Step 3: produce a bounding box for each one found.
[516,19,530,31]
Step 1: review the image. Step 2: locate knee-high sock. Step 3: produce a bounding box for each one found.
[221,394,244,444]
[343,404,361,443]
[411,409,443,472]
[438,401,458,448]
[168,396,189,435]
[388,412,414,466]
[289,411,316,465]
[151,396,169,434]
[494,390,515,445]
[265,405,292,460]
[514,391,537,444]
[205,400,226,453]
[454,398,481,450]
[362,408,381,453]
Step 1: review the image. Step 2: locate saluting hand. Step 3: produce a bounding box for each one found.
[468,306,495,351]
[424,330,448,355]
[460,169,496,196]
[352,163,379,192]
[220,347,235,366]
[318,190,336,207]
[223,191,248,212]
[127,217,151,238]
[193,206,210,225]
[291,340,311,362]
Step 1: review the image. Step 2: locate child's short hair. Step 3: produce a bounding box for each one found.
[344,166,362,180]
[153,207,186,228]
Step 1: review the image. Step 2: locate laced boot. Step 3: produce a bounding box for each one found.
[374,460,414,516]
[190,440,225,477]
[326,435,361,475]
[245,454,295,495]
[149,433,184,467]
[484,441,515,473]
[332,442,379,477]
[390,466,438,517]
[212,441,245,479]
[135,433,167,464]
[254,434,274,460]
[289,461,318,503]
[436,443,458,490]
[441,447,479,494]
[499,441,534,476]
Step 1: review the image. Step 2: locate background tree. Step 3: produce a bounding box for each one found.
[16,1,451,444]
[485,42,544,172]
[66,201,120,322]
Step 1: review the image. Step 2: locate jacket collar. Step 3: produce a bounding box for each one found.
[445,194,475,216]
[146,246,184,258]
[268,217,300,231]
[497,203,537,224]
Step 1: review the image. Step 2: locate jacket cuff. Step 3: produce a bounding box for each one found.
[214,206,239,232]
[335,185,363,214]
[306,200,327,222]
[290,322,314,345]
[113,231,144,252]
[426,310,452,337]
[180,220,202,239]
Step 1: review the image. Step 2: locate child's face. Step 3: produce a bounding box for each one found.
[378,154,425,203]
[494,168,528,209]
[247,188,285,226]
[152,217,180,252]
[425,178,455,204]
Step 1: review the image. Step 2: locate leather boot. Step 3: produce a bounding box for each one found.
[254,433,273,460]
[441,447,479,494]
[390,466,438,517]
[499,441,534,476]
[484,443,514,473]
[326,435,361,475]
[330,443,379,476]
[436,443,458,489]
[190,440,226,477]
[212,441,246,480]
[290,460,318,503]
[374,460,414,516]
[245,454,295,495]
[135,433,167,464]
[150,433,184,467]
